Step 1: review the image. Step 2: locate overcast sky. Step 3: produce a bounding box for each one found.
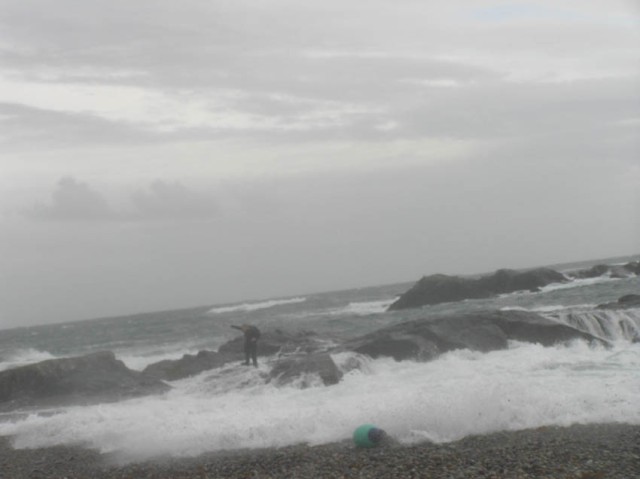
[1,1,639,329]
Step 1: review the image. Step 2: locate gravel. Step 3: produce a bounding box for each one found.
[1,423,638,478]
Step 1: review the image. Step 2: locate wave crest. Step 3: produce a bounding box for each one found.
[208,297,307,314]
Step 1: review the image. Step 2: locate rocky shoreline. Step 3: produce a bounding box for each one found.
[1,423,638,478]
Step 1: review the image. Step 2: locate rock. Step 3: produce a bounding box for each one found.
[0,351,170,411]
[348,332,445,361]
[143,350,236,381]
[388,268,567,311]
[345,310,601,362]
[597,294,640,310]
[575,264,610,278]
[624,261,640,275]
[217,329,329,357]
[269,353,343,387]
[618,294,640,303]
[487,268,567,292]
[489,310,601,345]
[611,266,633,278]
[571,262,640,279]
[141,330,332,383]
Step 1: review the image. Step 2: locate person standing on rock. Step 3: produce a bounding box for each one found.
[231,324,260,367]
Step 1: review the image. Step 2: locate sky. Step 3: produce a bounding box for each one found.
[1,0,639,329]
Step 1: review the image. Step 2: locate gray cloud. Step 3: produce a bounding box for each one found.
[26,178,219,223]
[2,71,637,151]
[28,177,115,221]
[1,0,637,150]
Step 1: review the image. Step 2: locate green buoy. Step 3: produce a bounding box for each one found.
[353,424,386,448]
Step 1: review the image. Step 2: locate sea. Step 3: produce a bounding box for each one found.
[0,255,639,461]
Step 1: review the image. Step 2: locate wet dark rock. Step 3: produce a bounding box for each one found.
[619,294,640,303]
[345,310,601,361]
[217,329,329,357]
[576,264,611,278]
[0,351,170,411]
[571,262,639,279]
[388,268,567,311]
[143,330,333,382]
[625,261,640,275]
[489,310,602,345]
[143,350,236,381]
[269,353,343,387]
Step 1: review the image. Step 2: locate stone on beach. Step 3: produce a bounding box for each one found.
[0,423,638,478]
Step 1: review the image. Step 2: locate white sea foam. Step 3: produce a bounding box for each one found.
[118,348,202,372]
[1,341,638,461]
[208,297,307,314]
[0,348,57,372]
[500,304,597,314]
[539,276,620,293]
[328,298,398,316]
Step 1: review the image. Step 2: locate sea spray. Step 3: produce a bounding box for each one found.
[1,341,638,461]
[0,348,58,372]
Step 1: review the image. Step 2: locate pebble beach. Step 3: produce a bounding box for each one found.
[1,423,638,479]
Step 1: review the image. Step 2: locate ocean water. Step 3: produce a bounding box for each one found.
[0,256,639,461]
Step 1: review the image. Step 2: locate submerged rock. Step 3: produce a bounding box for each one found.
[597,294,640,310]
[0,351,170,411]
[618,294,640,303]
[388,268,567,311]
[345,310,601,361]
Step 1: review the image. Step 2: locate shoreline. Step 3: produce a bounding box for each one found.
[1,423,638,478]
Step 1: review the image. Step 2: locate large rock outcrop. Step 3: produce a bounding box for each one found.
[345,310,602,362]
[143,350,236,381]
[143,330,331,382]
[269,353,342,387]
[217,329,329,357]
[0,351,170,411]
[388,268,567,311]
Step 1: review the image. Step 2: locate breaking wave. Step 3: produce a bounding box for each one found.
[0,348,57,372]
[208,297,307,314]
[549,308,640,342]
[540,276,623,293]
[328,298,398,316]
